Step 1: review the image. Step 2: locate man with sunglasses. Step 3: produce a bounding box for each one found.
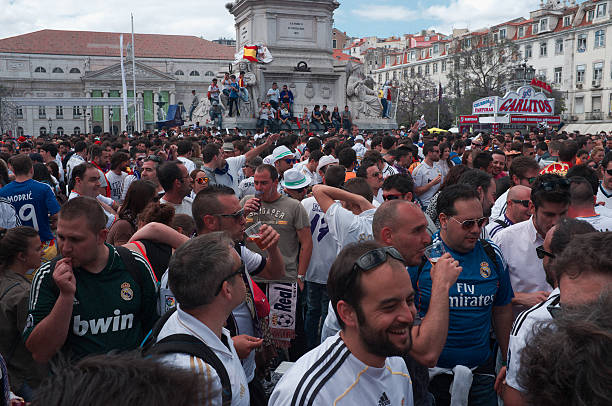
[498,222,600,406]
[596,152,612,208]
[356,159,384,205]
[153,233,251,406]
[272,145,297,181]
[270,242,418,406]
[491,156,540,221]
[410,184,514,406]
[485,185,532,239]
[493,174,570,315]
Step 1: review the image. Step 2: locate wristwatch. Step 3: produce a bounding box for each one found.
[297,275,305,282]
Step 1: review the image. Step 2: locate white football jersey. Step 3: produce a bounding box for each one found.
[270,334,414,406]
[301,196,338,284]
[324,202,375,253]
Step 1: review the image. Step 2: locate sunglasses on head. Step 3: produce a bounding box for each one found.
[450,216,487,230]
[353,246,405,272]
[511,199,530,208]
[536,245,555,260]
[538,178,571,192]
[195,177,209,185]
[146,155,162,163]
[216,208,245,220]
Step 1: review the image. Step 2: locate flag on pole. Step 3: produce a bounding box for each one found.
[119,35,128,116]
[243,46,258,62]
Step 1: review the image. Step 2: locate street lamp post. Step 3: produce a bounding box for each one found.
[48,117,52,136]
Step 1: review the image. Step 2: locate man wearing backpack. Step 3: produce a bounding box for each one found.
[151,232,250,406]
[24,197,159,363]
[408,184,514,406]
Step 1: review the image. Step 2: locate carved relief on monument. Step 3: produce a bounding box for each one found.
[304,83,315,99]
[321,86,331,99]
[346,62,382,118]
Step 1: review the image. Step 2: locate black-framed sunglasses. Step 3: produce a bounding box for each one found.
[525,176,537,185]
[353,246,405,272]
[217,208,245,220]
[450,216,487,230]
[606,169,612,176]
[538,178,571,191]
[284,158,297,165]
[536,245,555,260]
[383,193,405,201]
[214,261,245,296]
[511,199,530,208]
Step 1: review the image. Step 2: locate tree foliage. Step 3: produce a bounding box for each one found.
[396,75,436,126]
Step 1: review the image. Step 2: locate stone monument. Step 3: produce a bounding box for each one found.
[199,0,396,130]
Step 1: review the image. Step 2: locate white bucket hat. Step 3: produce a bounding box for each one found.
[281,168,312,189]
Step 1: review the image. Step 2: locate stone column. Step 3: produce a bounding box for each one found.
[137,91,144,132]
[102,90,110,133]
[85,90,92,134]
[169,91,176,105]
[153,92,159,122]
[26,106,35,138]
[119,91,127,133]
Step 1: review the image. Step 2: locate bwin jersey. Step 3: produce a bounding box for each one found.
[506,288,559,392]
[301,196,337,284]
[269,334,414,406]
[408,234,513,369]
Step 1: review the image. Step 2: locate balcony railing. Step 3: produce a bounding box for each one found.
[585,111,603,120]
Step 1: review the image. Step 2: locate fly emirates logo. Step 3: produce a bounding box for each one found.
[449,283,495,308]
[73,309,134,336]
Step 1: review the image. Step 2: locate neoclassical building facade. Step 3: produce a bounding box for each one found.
[0,29,234,136]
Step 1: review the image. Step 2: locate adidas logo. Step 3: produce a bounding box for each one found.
[378,392,391,406]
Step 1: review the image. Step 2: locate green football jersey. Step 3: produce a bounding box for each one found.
[24,244,159,361]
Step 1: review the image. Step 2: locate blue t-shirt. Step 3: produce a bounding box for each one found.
[408,233,513,369]
[0,179,61,241]
[449,152,462,165]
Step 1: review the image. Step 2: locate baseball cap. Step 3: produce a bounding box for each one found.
[316,155,339,173]
[355,135,364,142]
[272,145,295,162]
[281,168,311,190]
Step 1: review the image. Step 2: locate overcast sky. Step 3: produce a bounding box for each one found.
[0,0,587,40]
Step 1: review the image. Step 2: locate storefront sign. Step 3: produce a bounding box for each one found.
[472,97,497,114]
[498,86,554,115]
[530,78,552,93]
[460,115,479,124]
[509,115,561,125]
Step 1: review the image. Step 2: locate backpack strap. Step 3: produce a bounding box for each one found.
[479,239,500,272]
[145,332,232,406]
[494,219,509,228]
[131,241,156,282]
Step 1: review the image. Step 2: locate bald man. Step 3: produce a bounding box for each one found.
[486,186,532,238]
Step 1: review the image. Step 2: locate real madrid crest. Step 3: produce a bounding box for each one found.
[480,262,491,278]
[121,282,134,301]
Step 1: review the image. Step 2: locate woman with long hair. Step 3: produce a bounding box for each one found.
[0,227,47,402]
[106,180,156,246]
[435,142,454,181]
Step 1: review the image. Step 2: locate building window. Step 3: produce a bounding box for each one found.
[518,27,524,37]
[73,126,81,135]
[563,16,571,26]
[540,19,548,31]
[429,47,433,56]
[420,50,425,59]
[174,70,184,76]
[73,106,81,117]
[532,24,539,34]
[410,67,415,77]
[56,127,64,136]
[205,71,215,76]
[418,66,422,75]
[576,65,586,83]
[425,64,430,75]
[385,72,389,80]
[592,96,602,112]
[52,67,64,73]
[554,67,562,84]
[16,107,23,118]
[38,106,46,118]
[17,127,23,137]
[34,66,46,73]
[575,97,584,114]
[56,106,63,118]
[189,70,199,76]
[593,62,603,81]
[500,29,506,39]
[69,68,81,74]
[493,33,498,42]
[555,38,564,54]
[378,74,382,82]
[39,127,47,136]
[433,44,439,54]
[588,10,595,21]
[433,63,438,73]
[597,3,607,17]
[441,60,447,72]
[332,39,337,48]
[540,42,547,57]
[538,69,547,80]
[595,30,605,47]
[525,45,532,59]
[577,34,587,51]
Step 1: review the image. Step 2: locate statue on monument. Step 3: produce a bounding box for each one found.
[346,62,383,119]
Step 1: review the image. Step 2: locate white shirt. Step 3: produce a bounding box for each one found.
[492,217,552,311]
[237,176,255,200]
[294,162,322,185]
[105,170,127,202]
[412,161,441,208]
[54,154,65,183]
[68,191,115,228]
[373,188,384,205]
[574,214,612,231]
[382,162,399,179]
[267,88,280,103]
[490,189,510,221]
[301,196,338,284]
[596,183,612,208]
[177,156,197,175]
[506,288,560,392]
[159,196,193,216]
[325,202,375,254]
[157,305,249,406]
[121,174,138,202]
[352,143,367,163]
[270,334,414,406]
[66,153,85,184]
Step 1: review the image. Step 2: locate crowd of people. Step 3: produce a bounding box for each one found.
[0,121,611,406]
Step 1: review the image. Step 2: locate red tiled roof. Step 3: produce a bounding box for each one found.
[332,49,362,63]
[0,29,234,60]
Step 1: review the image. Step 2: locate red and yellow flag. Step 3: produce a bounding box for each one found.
[243,46,258,62]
